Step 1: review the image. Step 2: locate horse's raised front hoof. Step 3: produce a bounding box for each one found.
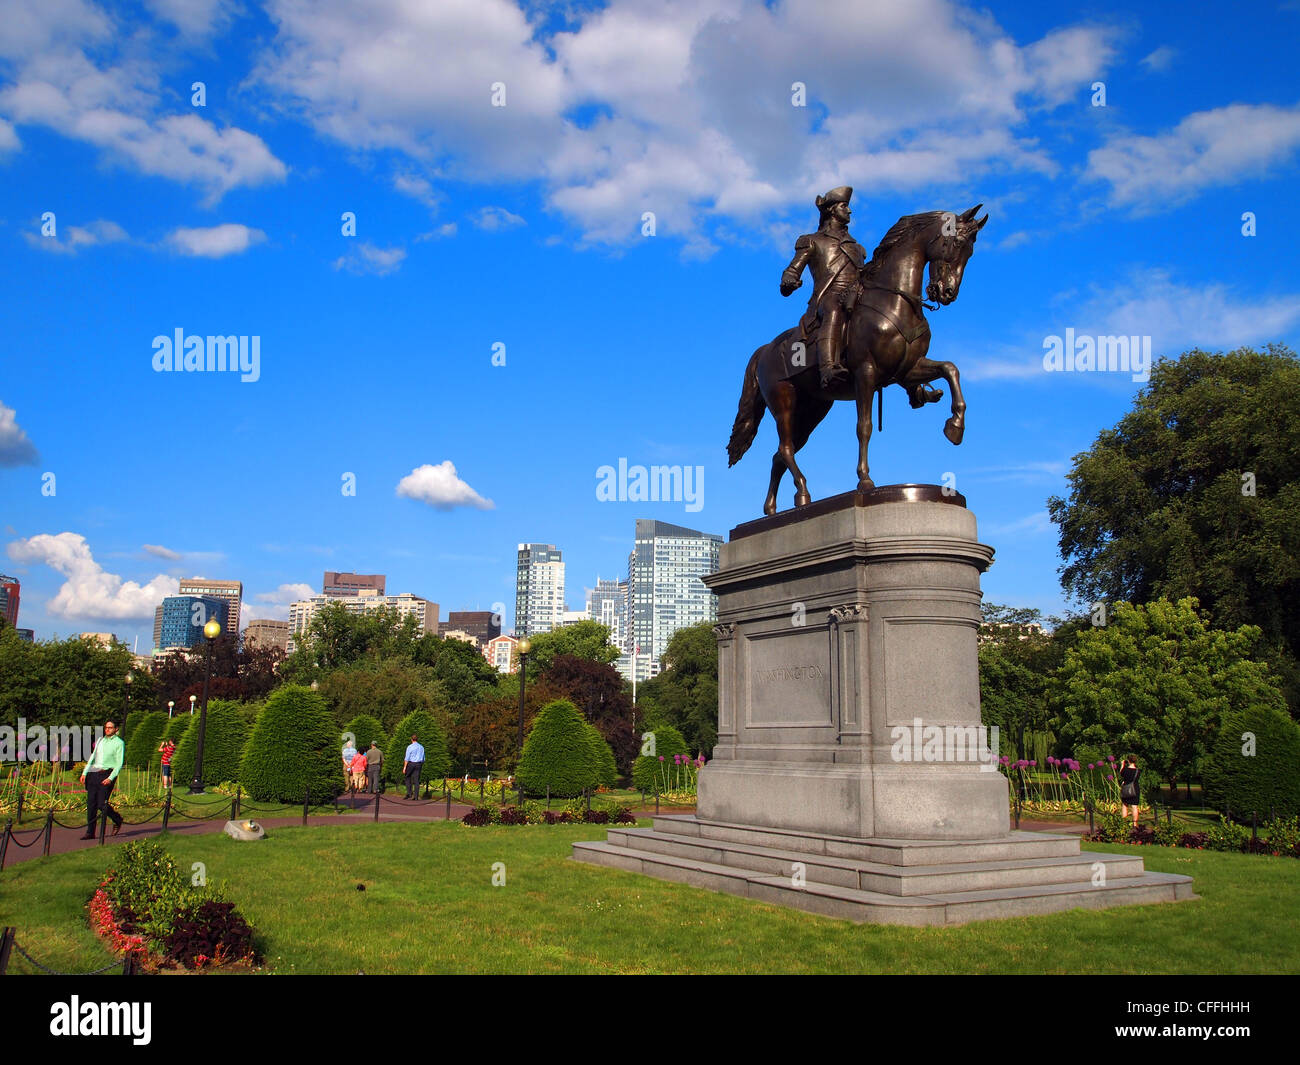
[944,417,965,445]
[764,496,777,516]
[794,491,811,508]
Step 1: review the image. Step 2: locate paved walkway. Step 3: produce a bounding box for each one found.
[0,794,698,871]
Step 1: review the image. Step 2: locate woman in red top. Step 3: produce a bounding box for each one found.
[159,738,177,790]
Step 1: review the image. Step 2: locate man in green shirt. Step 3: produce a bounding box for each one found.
[81,719,125,839]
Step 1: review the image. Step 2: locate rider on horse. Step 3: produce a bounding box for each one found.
[779,186,867,389]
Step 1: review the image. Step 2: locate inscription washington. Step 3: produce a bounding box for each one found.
[756,664,825,683]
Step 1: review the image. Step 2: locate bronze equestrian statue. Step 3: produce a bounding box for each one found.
[728,189,988,515]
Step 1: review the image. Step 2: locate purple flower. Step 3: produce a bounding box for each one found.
[658,755,664,762]
[1088,763,1095,770]
[1107,754,1116,762]
[1030,760,1037,767]
[1106,774,1114,781]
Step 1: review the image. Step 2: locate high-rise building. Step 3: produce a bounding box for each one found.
[244,619,291,652]
[0,574,19,628]
[158,595,231,650]
[515,544,565,637]
[625,519,722,683]
[444,610,501,648]
[323,571,386,597]
[287,592,438,652]
[177,578,243,638]
[586,577,628,649]
[152,605,164,649]
[78,633,118,649]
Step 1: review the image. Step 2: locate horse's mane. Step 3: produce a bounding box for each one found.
[861,211,947,282]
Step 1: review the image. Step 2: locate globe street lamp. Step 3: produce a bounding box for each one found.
[167,700,175,718]
[189,695,196,715]
[124,671,133,718]
[188,618,222,795]
[516,637,532,751]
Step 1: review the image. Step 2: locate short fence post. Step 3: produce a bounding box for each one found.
[15,791,22,827]
[445,789,451,820]
[230,795,238,822]
[1251,811,1258,845]
[161,792,171,831]
[1166,808,1172,826]
[302,787,309,827]
[122,953,138,976]
[586,789,592,813]
[1087,799,1094,836]
[655,787,660,815]
[1013,796,1020,830]
[480,778,484,802]
[546,786,550,810]
[459,780,464,800]
[43,809,54,858]
[0,820,11,871]
[0,926,14,975]
[373,792,380,822]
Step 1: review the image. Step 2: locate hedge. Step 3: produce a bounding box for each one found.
[238,686,341,803]
[124,711,168,770]
[1203,704,1300,820]
[171,700,248,787]
[517,699,603,797]
[586,722,617,788]
[342,714,387,755]
[383,710,451,785]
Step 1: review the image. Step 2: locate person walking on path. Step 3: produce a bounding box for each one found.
[81,719,125,840]
[342,737,358,791]
[366,741,383,795]
[1119,755,1141,828]
[158,737,177,791]
[350,748,368,792]
[403,734,425,799]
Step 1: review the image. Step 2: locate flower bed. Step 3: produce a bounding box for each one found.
[1085,813,1300,858]
[88,839,260,971]
[462,799,637,827]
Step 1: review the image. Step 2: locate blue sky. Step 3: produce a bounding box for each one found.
[2,0,1298,648]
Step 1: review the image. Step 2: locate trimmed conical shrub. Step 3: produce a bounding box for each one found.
[172,700,248,787]
[125,711,168,770]
[631,723,688,792]
[585,722,617,787]
[342,714,387,754]
[517,699,602,797]
[239,685,341,803]
[383,710,451,785]
[1203,705,1300,819]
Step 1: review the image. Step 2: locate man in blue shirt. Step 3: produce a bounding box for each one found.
[403,734,425,799]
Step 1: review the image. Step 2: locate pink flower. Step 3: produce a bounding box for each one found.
[658,755,664,762]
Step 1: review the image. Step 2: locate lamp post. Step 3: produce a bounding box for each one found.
[167,700,174,718]
[124,671,133,718]
[516,637,532,751]
[189,695,196,715]
[188,619,221,794]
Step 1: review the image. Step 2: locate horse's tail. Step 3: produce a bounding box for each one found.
[727,349,765,466]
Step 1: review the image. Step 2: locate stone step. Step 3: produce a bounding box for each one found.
[570,840,1197,927]
[651,814,1081,866]
[606,827,1145,895]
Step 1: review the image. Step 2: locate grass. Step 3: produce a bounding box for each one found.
[2,821,1296,974]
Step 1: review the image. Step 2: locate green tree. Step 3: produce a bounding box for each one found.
[635,621,718,754]
[341,714,387,753]
[383,710,451,786]
[1052,598,1287,793]
[976,604,1068,762]
[585,722,617,787]
[239,686,341,802]
[1202,705,1300,819]
[172,700,249,787]
[1047,345,1300,709]
[411,634,499,709]
[124,711,168,770]
[0,630,152,731]
[321,660,450,736]
[523,621,619,675]
[516,699,603,796]
[631,723,689,792]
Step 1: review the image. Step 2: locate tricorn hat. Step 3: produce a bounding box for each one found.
[815,186,853,209]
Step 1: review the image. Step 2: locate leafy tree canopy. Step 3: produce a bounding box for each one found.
[522,621,619,675]
[635,621,719,754]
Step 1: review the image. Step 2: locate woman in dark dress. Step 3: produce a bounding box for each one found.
[1119,755,1141,827]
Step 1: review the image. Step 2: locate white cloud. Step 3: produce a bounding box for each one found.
[0,401,40,465]
[24,218,128,254]
[6,532,177,619]
[396,461,494,510]
[394,171,437,206]
[472,205,525,230]
[167,223,267,257]
[0,118,18,151]
[1088,102,1300,210]
[142,543,181,560]
[1139,46,1176,72]
[981,511,1054,536]
[245,581,315,620]
[250,0,1121,249]
[142,0,235,38]
[332,241,406,276]
[415,223,457,241]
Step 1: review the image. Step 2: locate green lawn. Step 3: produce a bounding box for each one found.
[2,822,1297,974]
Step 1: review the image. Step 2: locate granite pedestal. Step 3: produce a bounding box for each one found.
[574,487,1195,924]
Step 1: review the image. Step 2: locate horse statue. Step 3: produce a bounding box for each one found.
[727,204,988,515]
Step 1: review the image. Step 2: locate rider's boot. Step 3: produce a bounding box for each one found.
[818,336,849,389]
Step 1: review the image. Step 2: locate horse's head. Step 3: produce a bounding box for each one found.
[925,205,988,306]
